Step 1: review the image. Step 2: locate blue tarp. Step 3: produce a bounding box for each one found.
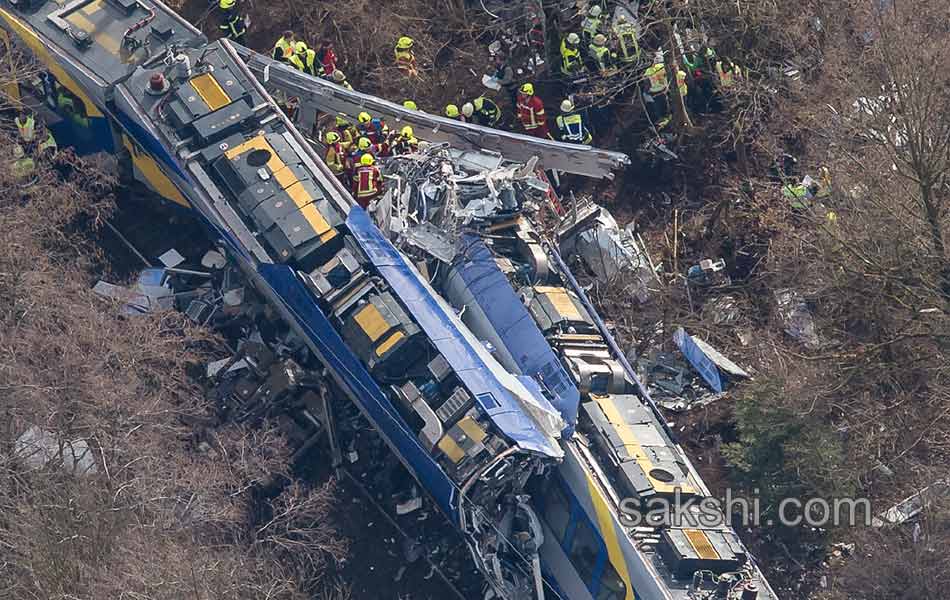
[258,263,459,517]
[346,208,562,458]
[673,327,723,393]
[453,235,579,436]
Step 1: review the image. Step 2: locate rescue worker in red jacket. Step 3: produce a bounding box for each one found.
[516,83,551,139]
[357,112,389,144]
[346,137,374,177]
[317,41,337,77]
[352,153,383,209]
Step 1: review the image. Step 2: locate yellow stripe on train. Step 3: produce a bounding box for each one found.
[585,472,635,600]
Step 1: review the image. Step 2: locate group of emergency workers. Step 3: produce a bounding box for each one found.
[0,0,750,199]
[557,4,744,129]
[272,30,345,85]
[9,109,57,181]
[207,0,748,211]
[321,111,425,209]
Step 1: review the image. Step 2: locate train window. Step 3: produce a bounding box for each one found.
[596,562,627,600]
[569,520,600,587]
[542,480,571,543]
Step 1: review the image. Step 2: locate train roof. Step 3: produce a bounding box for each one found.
[7,0,202,88]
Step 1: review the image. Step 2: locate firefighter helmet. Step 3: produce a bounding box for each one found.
[325,131,340,144]
[445,104,460,118]
[520,82,534,95]
[560,99,574,112]
[461,102,474,117]
[403,100,418,110]
[360,153,375,166]
[357,137,371,150]
[358,112,372,124]
[396,36,413,49]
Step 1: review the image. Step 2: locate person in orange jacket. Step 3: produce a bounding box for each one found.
[352,153,383,209]
[516,83,551,139]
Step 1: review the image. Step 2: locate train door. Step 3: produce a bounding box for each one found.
[535,475,629,600]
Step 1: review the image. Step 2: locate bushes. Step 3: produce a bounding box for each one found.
[0,141,347,598]
[723,375,850,517]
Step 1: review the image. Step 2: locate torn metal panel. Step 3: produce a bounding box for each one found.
[673,327,724,393]
[774,288,820,349]
[93,268,176,315]
[872,481,950,527]
[15,426,97,475]
[158,248,186,268]
[402,223,458,264]
[231,44,630,179]
[691,337,751,380]
[558,202,653,301]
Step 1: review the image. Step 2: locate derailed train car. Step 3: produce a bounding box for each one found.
[0,0,778,597]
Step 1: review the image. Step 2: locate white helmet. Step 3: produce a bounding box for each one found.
[616,14,627,23]
[567,32,580,45]
[589,5,602,17]
[332,70,346,82]
[593,34,606,46]
[560,99,574,112]
[461,102,474,117]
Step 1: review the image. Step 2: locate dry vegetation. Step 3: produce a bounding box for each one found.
[0,142,348,598]
[601,0,950,596]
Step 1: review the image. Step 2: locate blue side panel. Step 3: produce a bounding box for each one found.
[673,327,723,393]
[346,208,561,458]
[455,235,579,435]
[48,116,112,156]
[257,263,459,519]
